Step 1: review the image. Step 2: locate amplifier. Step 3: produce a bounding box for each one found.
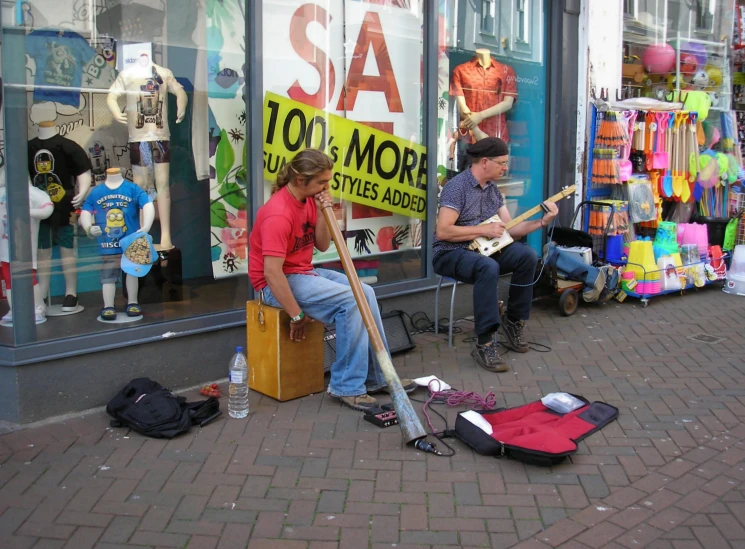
[323,311,415,372]
[556,245,592,265]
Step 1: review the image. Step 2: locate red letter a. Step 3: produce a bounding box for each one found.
[337,11,403,113]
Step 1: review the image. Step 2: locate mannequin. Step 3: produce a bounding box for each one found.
[450,48,517,143]
[29,120,92,312]
[0,177,54,324]
[106,52,188,251]
[80,168,154,321]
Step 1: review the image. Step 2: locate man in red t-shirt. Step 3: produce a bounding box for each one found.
[248,149,415,412]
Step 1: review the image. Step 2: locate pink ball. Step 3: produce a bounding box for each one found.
[642,44,676,74]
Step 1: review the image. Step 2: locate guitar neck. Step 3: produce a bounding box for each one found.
[504,186,576,230]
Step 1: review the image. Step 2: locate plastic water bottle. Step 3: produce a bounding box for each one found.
[228,346,249,419]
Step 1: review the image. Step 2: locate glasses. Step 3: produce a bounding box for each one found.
[486,158,509,167]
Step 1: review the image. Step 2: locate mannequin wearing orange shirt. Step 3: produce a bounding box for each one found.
[451,48,517,143]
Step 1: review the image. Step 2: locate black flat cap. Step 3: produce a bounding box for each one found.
[466,137,509,158]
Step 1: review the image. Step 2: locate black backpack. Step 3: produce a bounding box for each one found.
[106,378,221,438]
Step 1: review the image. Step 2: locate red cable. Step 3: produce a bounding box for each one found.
[422,379,497,435]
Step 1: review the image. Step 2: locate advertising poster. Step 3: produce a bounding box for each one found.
[260,0,425,271]
[207,0,248,278]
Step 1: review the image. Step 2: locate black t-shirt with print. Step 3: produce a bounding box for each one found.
[28,134,92,227]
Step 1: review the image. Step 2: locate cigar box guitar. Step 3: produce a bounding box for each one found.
[468,185,576,256]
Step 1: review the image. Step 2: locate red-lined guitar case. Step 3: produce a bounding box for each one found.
[453,396,619,466]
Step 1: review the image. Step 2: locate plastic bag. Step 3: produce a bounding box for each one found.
[627,178,657,223]
[541,393,585,414]
[666,201,695,224]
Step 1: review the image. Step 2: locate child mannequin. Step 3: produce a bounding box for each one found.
[0,176,54,324]
[30,119,93,312]
[79,168,154,321]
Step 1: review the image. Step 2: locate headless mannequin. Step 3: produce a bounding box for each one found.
[79,168,155,312]
[34,120,93,304]
[106,53,187,251]
[2,179,54,323]
[458,49,515,132]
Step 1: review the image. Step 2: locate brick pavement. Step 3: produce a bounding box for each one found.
[0,287,744,548]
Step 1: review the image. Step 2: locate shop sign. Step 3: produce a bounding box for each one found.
[263,92,427,220]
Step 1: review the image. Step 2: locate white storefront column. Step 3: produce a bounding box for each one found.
[575,0,623,219]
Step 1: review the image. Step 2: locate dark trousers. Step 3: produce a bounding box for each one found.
[433,243,539,337]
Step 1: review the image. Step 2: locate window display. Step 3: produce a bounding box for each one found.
[450,48,518,144]
[261,0,426,285]
[0,178,54,326]
[28,120,92,313]
[25,28,98,107]
[621,0,735,114]
[107,51,188,251]
[0,0,248,345]
[80,168,153,322]
[438,0,548,253]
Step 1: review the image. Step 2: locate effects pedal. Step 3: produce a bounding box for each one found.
[363,405,399,428]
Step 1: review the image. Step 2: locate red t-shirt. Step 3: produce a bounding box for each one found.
[248,187,317,291]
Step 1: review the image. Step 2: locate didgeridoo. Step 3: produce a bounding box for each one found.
[321,203,428,446]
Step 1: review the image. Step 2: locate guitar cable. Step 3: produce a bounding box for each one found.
[501,217,556,288]
[409,380,501,458]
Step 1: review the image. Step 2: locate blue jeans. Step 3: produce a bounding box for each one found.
[261,268,388,397]
[433,243,539,337]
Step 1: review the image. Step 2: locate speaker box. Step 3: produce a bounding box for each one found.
[323,311,415,372]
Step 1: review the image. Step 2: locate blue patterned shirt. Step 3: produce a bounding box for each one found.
[432,168,505,261]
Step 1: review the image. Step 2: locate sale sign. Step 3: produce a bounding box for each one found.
[209,0,425,278]
[263,92,428,219]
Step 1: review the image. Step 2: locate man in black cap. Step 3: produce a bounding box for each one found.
[433,137,558,372]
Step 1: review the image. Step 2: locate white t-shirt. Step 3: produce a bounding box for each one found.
[108,63,184,143]
[0,185,53,268]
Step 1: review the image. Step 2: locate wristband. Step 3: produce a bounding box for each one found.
[290,311,305,323]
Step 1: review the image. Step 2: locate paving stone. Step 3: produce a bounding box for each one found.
[316,491,346,514]
[575,522,625,547]
[128,531,190,547]
[540,507,568,526]
[535,519,587,547]
[400,530,460,545]
[613,524,665,548]
[578,475,610,499]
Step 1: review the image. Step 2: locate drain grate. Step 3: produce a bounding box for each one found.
[687,333,727,344]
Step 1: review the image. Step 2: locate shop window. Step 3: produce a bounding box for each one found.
[583,0,740,304]
[0,0,248,345]
[624,0,638,20]
[697,0,715,32]
[516,0,528,43]
[481,0,496,36]
[621,1,734,110]
[261,0,426,286]
[438,0,548,254]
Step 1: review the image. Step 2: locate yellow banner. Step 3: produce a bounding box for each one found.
[263,92,427,220]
